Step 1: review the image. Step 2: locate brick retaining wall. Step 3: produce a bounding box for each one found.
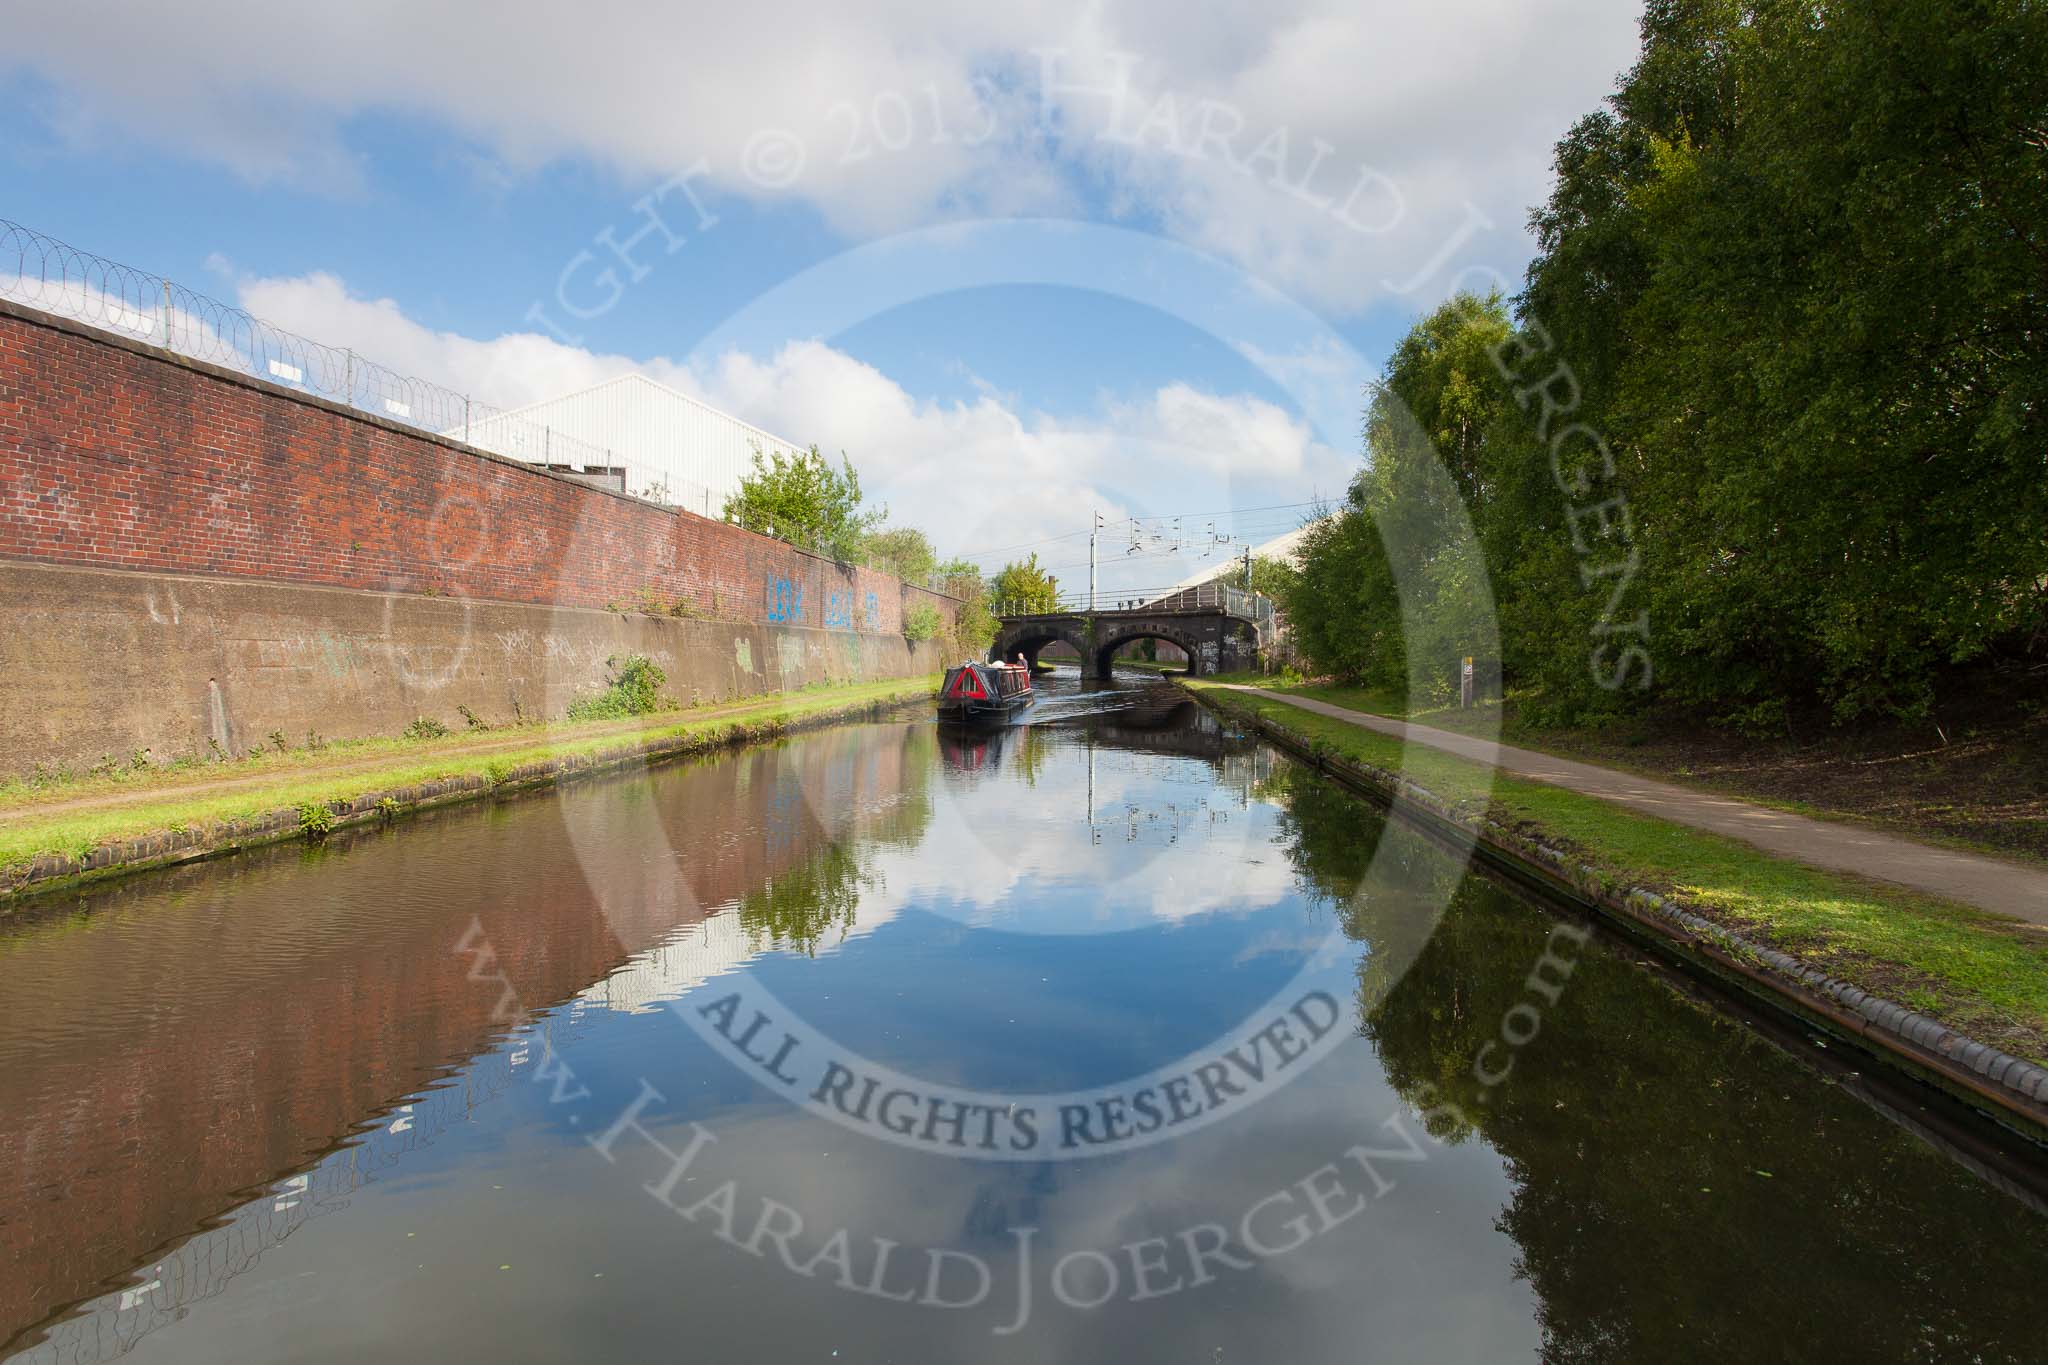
[0,300,954,633]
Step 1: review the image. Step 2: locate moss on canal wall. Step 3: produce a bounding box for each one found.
[0,676,937,907]
[1184,681,2048,1143]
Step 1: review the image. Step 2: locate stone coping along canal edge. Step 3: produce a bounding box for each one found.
[1183,684,2048,1145]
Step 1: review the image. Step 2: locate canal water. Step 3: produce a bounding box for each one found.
[1,675,2043,1363]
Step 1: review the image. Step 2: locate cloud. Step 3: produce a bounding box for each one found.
[235,269,658,404]
[1234,335,1372,450]
[231,266,1348,574]
[2,1,1643,312]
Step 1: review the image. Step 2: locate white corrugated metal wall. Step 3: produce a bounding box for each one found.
[462,374,804,515]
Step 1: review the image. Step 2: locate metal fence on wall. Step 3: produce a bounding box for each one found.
[0,216,958,596]
[0,218,717,515]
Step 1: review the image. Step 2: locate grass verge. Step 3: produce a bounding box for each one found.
[1189,680,2048,1067]
[0,676,937,879]
[1198,671,2048,867]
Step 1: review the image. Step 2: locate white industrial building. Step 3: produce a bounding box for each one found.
[460,373,804,515]
[1162,520,1322,593]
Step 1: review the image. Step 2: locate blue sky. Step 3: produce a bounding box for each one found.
[0,2,1643,589]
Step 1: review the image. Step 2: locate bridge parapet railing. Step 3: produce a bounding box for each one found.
[993,584,1274,620]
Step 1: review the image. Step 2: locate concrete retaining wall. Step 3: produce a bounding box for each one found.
[0,561,943,776]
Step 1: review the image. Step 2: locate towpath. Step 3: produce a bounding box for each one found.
[1215,685,2048,927]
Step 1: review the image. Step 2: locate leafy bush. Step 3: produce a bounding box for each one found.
[567,654,669,721]
[903,602,943,642]
[403,716,450,741]
[296,802,335,839]
[861,526,938,582]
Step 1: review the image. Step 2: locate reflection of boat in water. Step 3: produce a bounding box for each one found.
[938,724,1006,771]
[937,660,1033,724]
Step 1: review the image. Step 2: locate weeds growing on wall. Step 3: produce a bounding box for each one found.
[903,602,943,643]
[566,654,669,721]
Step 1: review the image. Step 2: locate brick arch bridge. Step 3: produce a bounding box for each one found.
[989,586,1269,680]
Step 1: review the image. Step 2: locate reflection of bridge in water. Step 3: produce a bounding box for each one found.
[937,687,1278,823]
[991,584,1274,679]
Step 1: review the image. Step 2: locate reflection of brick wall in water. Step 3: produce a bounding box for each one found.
[0,306,956,633]
[0,723,926,1354]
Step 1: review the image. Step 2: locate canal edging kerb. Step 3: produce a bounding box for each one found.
[1182,683,2048,1144]
[0,685,935,909]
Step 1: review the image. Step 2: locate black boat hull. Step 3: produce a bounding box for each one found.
[936,693,1032,725]
[937,663,1033,725]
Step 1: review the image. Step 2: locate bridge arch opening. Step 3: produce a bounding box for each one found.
[990,604,1265,681]
[987,623,1087,674]
[1092,627,1204,678]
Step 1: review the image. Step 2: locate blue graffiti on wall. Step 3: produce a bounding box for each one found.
[824,590,857,630]
[864,592,880,631]
[765,576,804,623]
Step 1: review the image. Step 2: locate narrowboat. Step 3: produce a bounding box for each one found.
[937,660,1033,724]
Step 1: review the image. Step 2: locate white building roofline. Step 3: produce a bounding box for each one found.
[477,372,803,454]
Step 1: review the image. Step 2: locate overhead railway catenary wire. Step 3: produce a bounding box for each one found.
[949,501,1325,567]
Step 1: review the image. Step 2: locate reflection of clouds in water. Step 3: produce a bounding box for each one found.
[582,1041,1539,1362]
[573,838,1308,1021]
[577,736,1310,1023]
[573,907,878,1016]
[1230,922,1338,967]
[574,724,1314,1020]
[882,749,1298,932]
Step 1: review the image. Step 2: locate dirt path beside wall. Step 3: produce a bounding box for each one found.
[0,676,939,894]
[0,687,885,827]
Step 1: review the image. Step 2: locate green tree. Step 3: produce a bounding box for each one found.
[1197,553,1299,601]
[1288,1,2048,725]
[1516,0,2048,722]
[861,525,938,583]
[1282,292,1509,701]
[1278,504,1394,687]
[991,553,1061,614]
[936,557,997,657]
[722,444,881,561]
